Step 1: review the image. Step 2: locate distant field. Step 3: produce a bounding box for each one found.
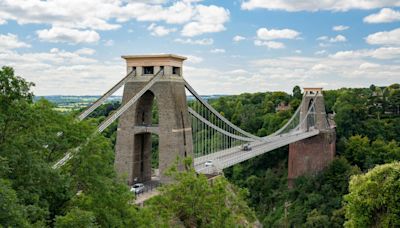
[35,95,225,112]
[35,96,122,112]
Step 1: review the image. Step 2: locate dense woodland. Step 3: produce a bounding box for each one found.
[1,65,400,227]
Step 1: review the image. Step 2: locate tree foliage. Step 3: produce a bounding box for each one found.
[344,162,400,227]
[142,160,257,227]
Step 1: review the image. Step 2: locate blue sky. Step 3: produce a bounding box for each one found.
[0,0,399,95]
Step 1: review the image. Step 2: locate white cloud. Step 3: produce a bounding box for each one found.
[104,40,114,46]
[181,5,229,37]
[333,25,349,31]
[210,48,226,53]
[0,0,230,42]
[330,35,347,42]
[233,35,246,42]
[318,35,347,42]
[256,27,300,40]
[317,35,347,47]
[254,40,285,49]
[317,36,328,41]
[0,33,30,51]
[246,55,400,92]
[36,27,100,44]
[315,50,327,55]
[0,47,125,95]
[174,38,213,45]
[366,28,400,46]
[74,48,96,55]
[241,0,400,11]
[331,47,400,60]
[295,50,302,54]
[147,23,176,36]
[184,54,203,64]
[364,8,400,23]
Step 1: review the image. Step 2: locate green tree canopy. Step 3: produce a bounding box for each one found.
[344,162,400,227]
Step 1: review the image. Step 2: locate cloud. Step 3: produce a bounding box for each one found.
[317,35,347,47]
[104,40,114,46]
[233,35,246,42]
[256,27,300,40]
[174,38,213,45]
[317,35,346,42]
[0,0,230,42]
[330,47,400,60]
[330,35,347,42]
[36,27,100,44]
[248,55,399,91]
[333,25,350,31]
[241,0,400,11]
[181,5,229,36]
[364,8,400,23]
[147,23,176,36]
[254,40,285,49]
[74,48,96,55]
[0,47,124,95]
[210,48,226,53]
[315,50,327,55]
[184,54,203,64]
[0,33,30,51]
[366,28,400,46]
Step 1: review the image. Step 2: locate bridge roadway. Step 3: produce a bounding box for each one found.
[194,129,320,174]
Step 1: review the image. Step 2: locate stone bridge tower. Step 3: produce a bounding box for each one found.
[288,88,336,187]
[114,54,193,185]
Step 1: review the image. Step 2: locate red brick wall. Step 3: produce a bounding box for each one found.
[288,130,336,187]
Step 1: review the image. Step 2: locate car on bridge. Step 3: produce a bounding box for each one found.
[241,143,252,151]
[205,160,213,167]
[130,183,145,194]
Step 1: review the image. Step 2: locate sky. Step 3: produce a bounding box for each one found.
[0,0,399,95]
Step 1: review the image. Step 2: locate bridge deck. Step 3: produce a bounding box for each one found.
[194,130,319,174]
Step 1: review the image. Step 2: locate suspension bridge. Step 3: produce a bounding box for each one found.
[53,54,335,186]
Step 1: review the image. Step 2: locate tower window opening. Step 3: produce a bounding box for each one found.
[143,66,154,75]
[172,67,181,76]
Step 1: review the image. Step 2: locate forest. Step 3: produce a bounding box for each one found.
[1,65,400,227]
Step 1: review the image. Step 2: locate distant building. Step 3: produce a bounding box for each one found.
[276,102,291,112]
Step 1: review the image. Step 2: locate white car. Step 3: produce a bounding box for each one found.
[205,160,213,167]
[241,143,252,151]
[130,183,145,194]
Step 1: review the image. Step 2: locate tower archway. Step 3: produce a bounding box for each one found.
[114,55,193,185]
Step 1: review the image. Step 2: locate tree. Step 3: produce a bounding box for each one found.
[343,135,370,169]
[333,89,368,138]
[0,66,34,145]
[0,66,142,227]
[388,88,400,114]
[304,209,330,227]
[344,162,400,227]
[55,208,98,228]
[64,135,139,227]
[292,85,302,100]
[0,179,29,227]
[344,135,400,170]
[0,66,34,105]
[143,159,257,227]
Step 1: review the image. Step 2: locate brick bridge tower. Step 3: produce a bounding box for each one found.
[288,88,336,187]
[115,54,193,185]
